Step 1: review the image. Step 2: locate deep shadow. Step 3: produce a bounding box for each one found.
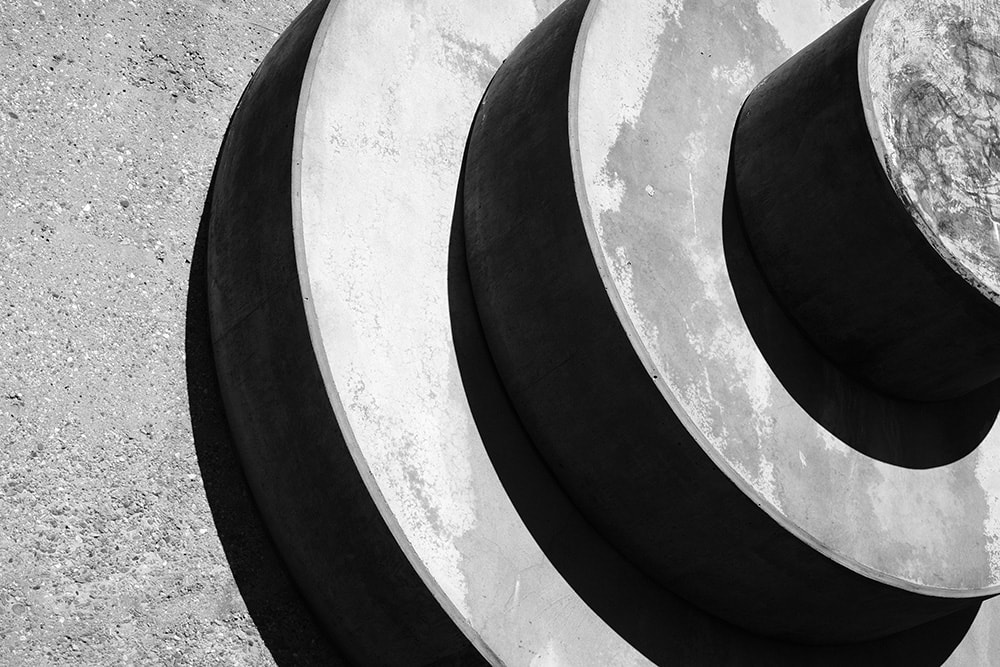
[185,174,348,666]
[724,131,1000,469]
[190,0,490,661]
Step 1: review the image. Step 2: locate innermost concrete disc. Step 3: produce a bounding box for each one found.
[572,0,1000,594]
[862,0,1000,301]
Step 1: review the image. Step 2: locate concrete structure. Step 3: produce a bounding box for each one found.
[6,0,1000,664]
[206,0,1000,663]
[466,0,993,644]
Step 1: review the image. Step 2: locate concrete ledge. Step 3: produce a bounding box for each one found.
[206,1,486,663]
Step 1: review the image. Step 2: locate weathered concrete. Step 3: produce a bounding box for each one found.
[201,0,1000,664]
[735,1,1000,402]
[8,0,1000,662]
[293,1,650,664]
[570,0,1000,614]
[864,0,1000,304]
[208,1,485,663]
[456,0,981,659]
[463,0,995,644]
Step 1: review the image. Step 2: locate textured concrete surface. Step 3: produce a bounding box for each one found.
[864,0,1000,301]
[468,0,969,645]
[296,0,999,661]
[5,0,1000,664]
[735,1,1000,404]
[0,0,345,664]
[297,1,652,663]
[206,1,479,662]
[574,0,1000,594]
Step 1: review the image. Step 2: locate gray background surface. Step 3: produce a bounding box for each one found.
[0,0,346,663]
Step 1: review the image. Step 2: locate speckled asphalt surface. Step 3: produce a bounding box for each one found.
[0,0,346,663]
[2,0,1000,664]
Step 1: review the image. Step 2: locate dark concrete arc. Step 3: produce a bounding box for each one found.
[725,115,1000,469]
[189,185,349,667]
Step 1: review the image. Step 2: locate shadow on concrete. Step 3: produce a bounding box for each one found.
[724,140,1000,470]
[184,182,348,666]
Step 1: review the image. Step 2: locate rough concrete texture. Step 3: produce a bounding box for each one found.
[864,0,1000,301]
[3,0,1000,664]
[0,0,344,664]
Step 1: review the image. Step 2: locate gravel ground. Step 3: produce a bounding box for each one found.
[1,0,1000,665]
[0,0,343,664]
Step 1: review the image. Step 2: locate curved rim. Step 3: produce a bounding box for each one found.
[567,0,1000,598]
[289,4,500,662]
[288,2,661,664]
[858,0,1000,307]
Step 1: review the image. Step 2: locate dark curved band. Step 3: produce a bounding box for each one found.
[206,0,985,659]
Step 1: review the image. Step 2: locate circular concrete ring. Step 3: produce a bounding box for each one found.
[463,0,999,645]
[210,0,653,664]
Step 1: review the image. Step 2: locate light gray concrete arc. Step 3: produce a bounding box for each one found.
[293,0,652,665]
[456,0,981,659]
[205,0,651,662]
[465,0,975,643]
[208,0,989,661]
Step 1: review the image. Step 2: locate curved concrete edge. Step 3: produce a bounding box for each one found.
[566,0,1000,602]
[289,6,501,666]
[731,1,1000,468]
[452,66,981,659]
[462,0,982,644]
[206,1,487,664]
[735,1,1000,402]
